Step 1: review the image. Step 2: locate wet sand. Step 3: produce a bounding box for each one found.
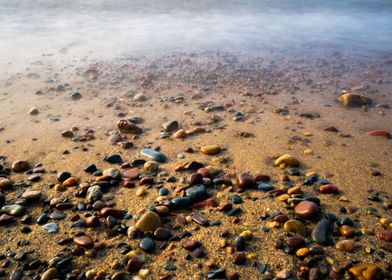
[0,51,391,279]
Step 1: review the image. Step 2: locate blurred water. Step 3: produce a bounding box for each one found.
[0,0,391,71]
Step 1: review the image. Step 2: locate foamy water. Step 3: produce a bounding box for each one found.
[1,0,392,72]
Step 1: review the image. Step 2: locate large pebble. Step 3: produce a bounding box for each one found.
[135,211,161,233]
[185,184,207,202]
[294,201,319,219]
[140,149,166,163]
[284,220,308,236]
[86,186,102,203]
[2,204,25,216]
[237,172,256,189]
[73,235,94,248]
[140,237,155,252]
[336,239,356,252]
[311,218,331,245]
[12,160,30,173]
[22,189,42,201]
[274,154,299,168]
[200,145,221,155]
[348,263,381,280]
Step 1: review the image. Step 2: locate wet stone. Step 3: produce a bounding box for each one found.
[336,239,356,252]
[234,236,245,251]
[57,171,71,182]
[153,227,172,240]
[140,148,167,163]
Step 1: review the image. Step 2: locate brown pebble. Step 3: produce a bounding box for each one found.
[73,235,93,248]
[294,201,320,219]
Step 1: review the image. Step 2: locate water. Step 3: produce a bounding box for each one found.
[1,0,392,71]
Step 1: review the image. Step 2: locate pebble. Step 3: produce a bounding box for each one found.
[319,184,339,194]
[200,145,221,155]
[21,189,42,200]
[86,185,103,203]
[339,93,371,107]
[311,218,331,245]
[29,107,39,115]
[185,184,207,202]
[294,201,319,219]
[11,160,30,173]
[348,263,381,280]
[140,148,167,163]
[274,154,299,168]
[140,237,155,252]
[135,211,161,233]
[1,204,25,216]
[234,236,246,251]
[41,268,58,280]
[154,227,172,240]
[105,154,123,164]
[73,235,94,248]
[43,223,59,233]
[336,239,356,252]
[162,120,179,132]
[237,172,256,188]
[367,130,391,139]
[117,119,143,134]
[0,178,13,190]
[57,171,71,182]
[123,167,140,179]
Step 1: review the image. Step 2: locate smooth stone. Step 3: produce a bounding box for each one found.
[140,237,155,252]
[366,130,391,139]
[336,239,356,252]
[171,197,191,208]
[70,92,82,100]
[284,220,307,236]
[158,187,169,196]
[207,269,226,279]
[84,164,97,173]
[105,154,123,164]
[187,172,203,186]
[73,235,93,248]
[86,186,102,203]
[319,184,339,194]
[185,184,207,202]
[37,213,49,224]
[21,189,42,200]
[0,178,13,190]
[286,237,305,249]
[231,194,243,204]
[11,160,30,173]
[123,167,140,179]
[2,204,25,216]
[294,201,319,219]
[348,263,381,280]
[274,154,299,168]
[57,171,71,182]
[234,236,245,251]
[339,93,371,107]
[28,174,41,182]
[192,214,209,226]
[237,172,256,189]
[43,223,59,233]
[41,268,58,280]
[162,120,179,132]
[200,145,221,155]
[226,208,241,216]
[140,148,166,163]
[232,252,246,265]
[257,183,275,191]
[153,227,172,241]
[311,218,331,245]
[10,269,23,280]
[135,211,161,233]
[49,212,66,220]
[0,214,14,225]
